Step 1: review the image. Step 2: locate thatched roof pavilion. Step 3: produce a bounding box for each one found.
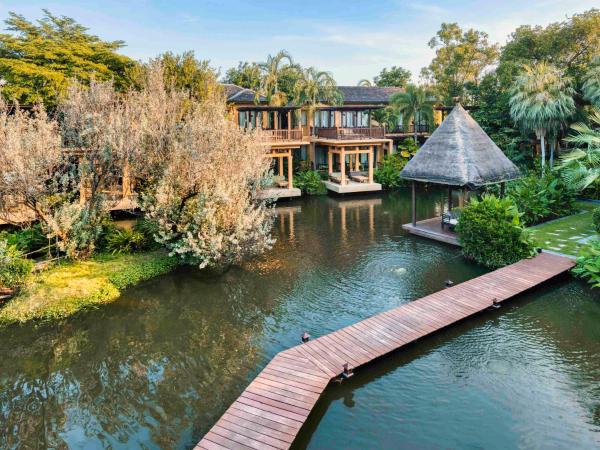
[401,103,520,188]
[401,103,521,243]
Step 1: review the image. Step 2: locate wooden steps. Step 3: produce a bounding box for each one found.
[196,252,574,449]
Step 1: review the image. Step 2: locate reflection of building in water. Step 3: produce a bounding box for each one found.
[275,205,301,241]
[327,196,382,244]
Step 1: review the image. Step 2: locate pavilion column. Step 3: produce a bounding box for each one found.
[341,147,346,185]
[368,146,373,183]
[460,188,468,207]
[122,161,131,198]
[287,151,293,189]
[500,182,506,198]
[448,186,453,212]
[411,181,417,227]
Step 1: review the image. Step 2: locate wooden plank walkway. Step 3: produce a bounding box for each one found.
[196,252,574,450]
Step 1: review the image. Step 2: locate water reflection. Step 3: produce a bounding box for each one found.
[0,188,598,449]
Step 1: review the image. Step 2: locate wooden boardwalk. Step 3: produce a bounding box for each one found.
[196,252,574,450]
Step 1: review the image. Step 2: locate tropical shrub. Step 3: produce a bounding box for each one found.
[0,240,33,289]
[572,240,600,288]
[105,228,146,254]
[375,154,408,189]
[294,170,325,195]
[456,194,537,269]
[397,138,419,158]
[0,224,47,254]
[593,208,600,233]
[508,171,577,225]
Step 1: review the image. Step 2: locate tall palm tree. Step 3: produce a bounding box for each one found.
[509,62,575,169]
[358,79,373,87]
[292,67,342,125]
[259,50,293,106]
[389,84,435,143]
[560,108,600,193]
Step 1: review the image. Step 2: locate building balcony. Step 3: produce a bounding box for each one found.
[314,126,386,141]
[386,124,430,135]
[257,128,305,143]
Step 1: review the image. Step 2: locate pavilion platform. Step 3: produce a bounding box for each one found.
[324,179,382,194]
[258,187,302,200]
[402,217,460,246]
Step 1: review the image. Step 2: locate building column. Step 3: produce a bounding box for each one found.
[279,155,284,176]
[340,147,346,185]
[288,152,293,189]
[309,143,316,170]
[327,147,333,175]
[122,162,131,198]
[368,146,373,183]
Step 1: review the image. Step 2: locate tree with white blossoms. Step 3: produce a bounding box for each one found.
[132,67,275,269]
[0,101,81,251]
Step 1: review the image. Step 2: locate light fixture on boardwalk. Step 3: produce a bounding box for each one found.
[301,331,310,343]
[491,298,501,309]
[342,363,354,379]
[445,280,454,288]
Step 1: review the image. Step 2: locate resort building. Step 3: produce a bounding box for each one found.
[225,84,433,196]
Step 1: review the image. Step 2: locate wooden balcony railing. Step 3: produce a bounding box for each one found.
[257,129,304,142]
[386,124,430,134]
[314,126,385,140]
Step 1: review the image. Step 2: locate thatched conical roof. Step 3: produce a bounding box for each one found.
[400,104,521,187]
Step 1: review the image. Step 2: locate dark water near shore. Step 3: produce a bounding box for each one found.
[0,189,598,449]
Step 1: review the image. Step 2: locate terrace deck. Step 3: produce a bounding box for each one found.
[196,252,575,450]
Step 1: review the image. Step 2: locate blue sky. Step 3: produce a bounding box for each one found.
[0,0,597,84]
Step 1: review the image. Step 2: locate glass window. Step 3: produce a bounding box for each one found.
[301,110,307,126]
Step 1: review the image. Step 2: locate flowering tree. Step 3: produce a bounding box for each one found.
[140,92,274,269]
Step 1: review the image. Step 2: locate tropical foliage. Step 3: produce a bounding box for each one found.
[507,171,577,225]
[560,108,600,195]
[572,240,600,288]
[292,67,341,121]
[0,10,136,106]
[374,154,409,189]
[258,50,294,106]
[582,58,600,107]
[456,194,537,269]
[509,62,576,169]
[390,85,436,143]
[373,66,412,87]
[0,240,33,290]
[294,170,326,195]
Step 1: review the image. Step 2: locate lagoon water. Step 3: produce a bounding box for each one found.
[1,190,599,449]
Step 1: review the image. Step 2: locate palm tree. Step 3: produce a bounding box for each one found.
[259,50,293,106]
[292,67,342,125]
[509,62,575,169]
[582,58,600,107]
[389,84,436,143]
[358,79,373,87]
[560,108,600,194]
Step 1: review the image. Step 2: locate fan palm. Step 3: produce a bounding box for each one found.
[259,50,293,106]
[292,67,342,125]
[560,108,600,193]
[509,62,575,169]
[582,58,600,107]
[389,84,435,143]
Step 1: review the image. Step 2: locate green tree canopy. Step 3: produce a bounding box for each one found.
[292,67,341,120]
[374,66,412,87]
[390,84,436,143]
[421,22,499,103]
[151,51,219,100]
[223,61,262,91]
[0,10,136,106]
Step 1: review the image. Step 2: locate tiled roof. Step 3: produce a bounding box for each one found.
[222,84,264,103]
[336,86,404,104]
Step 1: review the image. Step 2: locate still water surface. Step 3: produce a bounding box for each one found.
[0,190,598,449]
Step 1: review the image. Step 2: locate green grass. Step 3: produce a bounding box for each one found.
[0,251,179,325]
[529,201,598,257]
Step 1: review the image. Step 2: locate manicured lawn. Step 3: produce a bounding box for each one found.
[529,201,598,257]
[0,251,179,325]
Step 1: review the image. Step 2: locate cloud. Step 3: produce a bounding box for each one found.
[407,2,448,16]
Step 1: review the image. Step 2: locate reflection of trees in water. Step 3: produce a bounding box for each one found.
[0,272,277,449]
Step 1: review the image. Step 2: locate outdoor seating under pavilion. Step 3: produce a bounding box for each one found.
[401,103,521,246]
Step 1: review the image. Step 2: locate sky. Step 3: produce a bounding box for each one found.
[0,0,597,84]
